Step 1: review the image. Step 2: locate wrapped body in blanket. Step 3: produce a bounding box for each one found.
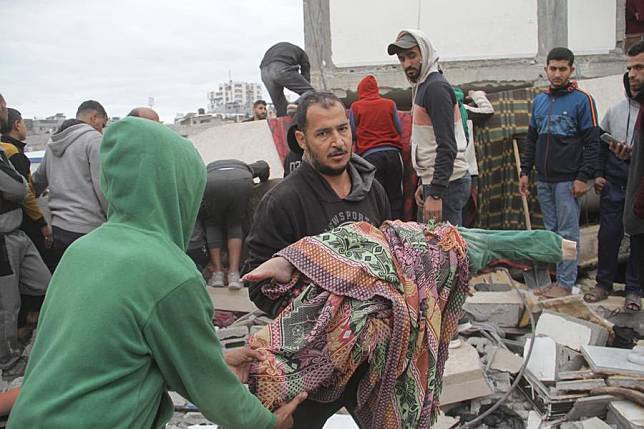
[242,220,575,429]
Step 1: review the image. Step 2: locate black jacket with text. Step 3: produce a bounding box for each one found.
[242,155,391,316]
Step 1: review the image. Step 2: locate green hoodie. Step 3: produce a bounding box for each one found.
[8,117,275,429]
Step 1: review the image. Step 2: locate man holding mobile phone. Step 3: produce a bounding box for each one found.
[585,65,641,306]
[608,40,644,312]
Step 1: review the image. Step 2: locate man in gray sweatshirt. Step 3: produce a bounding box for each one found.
[33,100,109,270]
[584,72,640,305]
[0,93,50,374]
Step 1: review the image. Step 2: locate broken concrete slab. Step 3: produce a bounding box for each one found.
[208,287,257,313]
[440,342,493,405]
[535,311,609,351]
[524,336,585,382]
[463,290,524,327]
[582,345,644,377]
[190,120,284,178]
[565,395,615,421]
[607,400,644,429]
[537,295,614,335]
[525,336,558,381]
[488,347,523,374]
[526,410,543,429]
[560,417,612,429]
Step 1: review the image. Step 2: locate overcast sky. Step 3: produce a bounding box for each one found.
[1,0,304,122]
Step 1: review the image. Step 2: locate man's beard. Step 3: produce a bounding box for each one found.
[405,67,420,82]
[309,150,349,176]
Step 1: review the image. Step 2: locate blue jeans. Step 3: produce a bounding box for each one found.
[422,175,472,226]
[596,181,639,293]
[536,181,580,289]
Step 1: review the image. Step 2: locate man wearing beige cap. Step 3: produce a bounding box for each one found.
[388,30,471,226]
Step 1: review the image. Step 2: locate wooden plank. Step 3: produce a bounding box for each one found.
[555,379,606,393]
[607,376,644,392]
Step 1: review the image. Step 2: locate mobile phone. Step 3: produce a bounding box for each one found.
[600,133,629,147]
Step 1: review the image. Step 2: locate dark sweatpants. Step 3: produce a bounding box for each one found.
[203,169,253,249]
[364,150,403,220]
[630,233,644,295]
[596,181,639,293]
[261,62,314,117]
[50,226,86,272]
[292,362,368,429]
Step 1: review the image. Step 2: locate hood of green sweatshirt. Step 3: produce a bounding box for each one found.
[100,117,206,250]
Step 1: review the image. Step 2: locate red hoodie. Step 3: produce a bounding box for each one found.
[350,75,402,155]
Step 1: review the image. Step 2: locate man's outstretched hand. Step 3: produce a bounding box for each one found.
[241,256,294,284]
[224,346,265,383]
[274,392,308,429]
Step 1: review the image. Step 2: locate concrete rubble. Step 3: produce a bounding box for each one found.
[162,268,644,428]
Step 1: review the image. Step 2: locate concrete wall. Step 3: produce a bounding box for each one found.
[329,0,539,66]
[304,0,626,99]
[568,0,617,54]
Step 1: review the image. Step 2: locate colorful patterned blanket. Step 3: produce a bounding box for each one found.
[247,220,470,429]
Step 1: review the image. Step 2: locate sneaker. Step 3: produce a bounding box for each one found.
[228,271,242,290]
[208,271,225,288]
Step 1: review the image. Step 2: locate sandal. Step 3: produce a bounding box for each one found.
[583,286,610,303]
[624,292,642,313]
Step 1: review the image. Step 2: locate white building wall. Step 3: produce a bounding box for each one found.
[567,0,616,55]
[328,0,617,67]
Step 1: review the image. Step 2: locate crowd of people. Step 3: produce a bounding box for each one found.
[0,30,642,429]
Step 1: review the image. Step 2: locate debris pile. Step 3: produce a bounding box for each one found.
[169,268,644,428]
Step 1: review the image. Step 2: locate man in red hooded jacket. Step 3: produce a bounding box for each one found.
[349,75,404,219]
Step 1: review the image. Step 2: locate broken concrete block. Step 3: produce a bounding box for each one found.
[524,336,585,382]
[582,345,644,377]
[535,311,609,351]
[208,287,257,313]
[565,395,614,421]
[525,336,558,381]
[537,295,614,335]
[526,410,543,429]
[440,342,493,405]
[463,290,524,327]
[489,347,523,374]
[561,417,612,429]
[466,337,493,355]
[607,400,644,429]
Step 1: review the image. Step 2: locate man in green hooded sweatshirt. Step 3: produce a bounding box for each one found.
[8,117,305,428]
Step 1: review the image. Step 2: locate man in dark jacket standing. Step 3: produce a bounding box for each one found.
[260,42,314,117]
[584,71,640,306]
[350,75,404,219]
[242,91,390,428]
[520,47,600,298]
[611,41,644,312]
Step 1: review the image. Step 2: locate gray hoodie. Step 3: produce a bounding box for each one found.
[398,29,469,194]
[33,123,108,234]
[0,147,28,233]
